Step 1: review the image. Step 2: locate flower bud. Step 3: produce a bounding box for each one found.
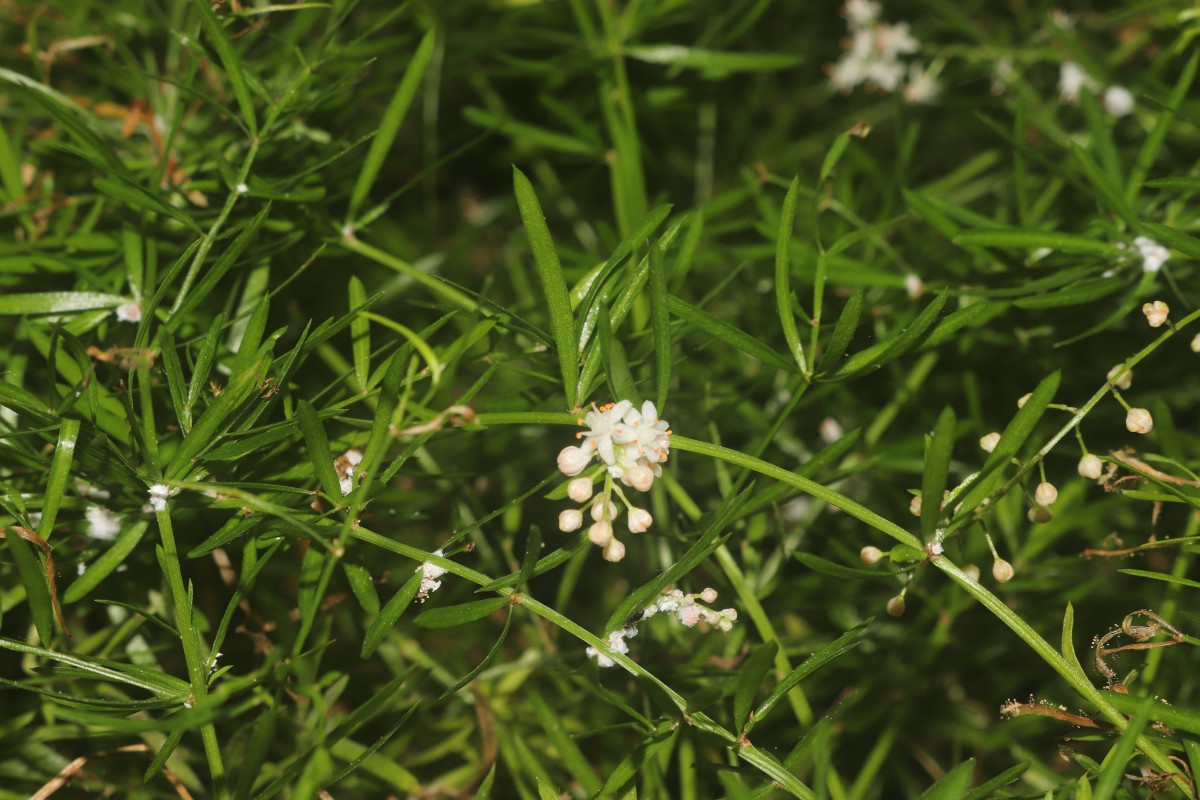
[1107,364,1132,390]
[700,587,718,604]
[591,497,617,521]
[567,477,594,503]
[886,595,906,617]
[588,519,613,547]
[557,445,591,476]
[1125,407,1153,434]
[909,495,922,517]
[860,545,883,565]
[1034,481,1058,506]
[1142,300,1169,328]
[992,558,1014,582]
[1191,332,1200,353]
[1017,393,1031,409]
[602,538,626,563]
[1027,505,1053,524]
[979,432,1001,453]
[963,564,981,582]
[1077,454,1103,480]
[558,509,583,533]
[626,463,655,492]
[627,507,653,533]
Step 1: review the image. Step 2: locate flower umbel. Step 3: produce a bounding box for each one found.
[586,587,738,668]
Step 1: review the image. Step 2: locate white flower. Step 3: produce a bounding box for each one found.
[902,61,940,104]
[979,432,1001,453]
[86,505,121,541]
[1104,86,1134,117]
[586,627,635,668]
[819,417,844,445]
[567,477,593,503]
[904,274,924,298]
[627,507,652,533]
[557,445,592,476]
[875,21,919,59]
[1058,61,1097,104]
[866,57,906,92]
[623,401,672,464]
[147,484,171,513]
[416,551,448,602]
[576,400,633,465]
[1078,454,1103,480]
[1107,364,1132,390]
[1142,300,1169,328]
[991,57,1015,94]
[830,55,870,93]
[1134,237,1170,273]
[844,0,880,27]
[559,509,583,532]
[115,303,142,323]
[1126,408,1153,434]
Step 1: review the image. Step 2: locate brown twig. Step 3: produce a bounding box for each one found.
[0,526,70,639]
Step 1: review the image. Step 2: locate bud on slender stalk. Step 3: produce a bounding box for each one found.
[1035,481,1058,506]
[860,546,883,565]
[886,594,906,617]
[979,432,1001,453]
[1125,407,1153,434]
[568,477,593,503]
[1078,454,1103,480]
[992,558,1014,582]
[1027,505,1053,524]
[1107,364,1132,390]
[559,509,583,532]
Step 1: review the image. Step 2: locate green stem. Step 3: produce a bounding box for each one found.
[155,508,229,799]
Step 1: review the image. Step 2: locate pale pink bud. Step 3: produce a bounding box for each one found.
[909,495,922,517]
[1078,454,1103,480]
[567,477,593,503]
[627,507,653,533]
[1107,364,1132,390]
[860,545,883,565]
[1027,505,1053,524]
[602,538,626,563]
[963,564,981,582]
[588,519,614,547]
[591,497,617,521]
[558,509,583,532]
[626,463,655,492]
[979,432,1001,453]
[557,446,591,476]
[992,558,1014,582]
[700,587,718,604]
[1142,300,1169,328]
[1125,407,1153,434]
[1017,393,1031,408]
[1034,481,1058,506]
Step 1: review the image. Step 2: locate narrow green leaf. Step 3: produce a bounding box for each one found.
[361,571,423,658]
[920,407,956,539]
[951,370,1060,523]
[463,107,600,156]
[830,291,948,379]
[188,0,258,135]
[64,520,149,603]
[599,307,637,403]
[343,561,380,616]
[1131,49,1199,194]
[144,729,186,783]
[536,778,560,800]
[230,296,270,378]
[624,45,801,73]
[0,292,124,315]
[513,166,578,408]
[754,621,869,724]
[0,380,53,420]
[6,533,55,645]
[1013,277,1123,309]
[596,728,677,798]
[793,552,900,580]
[647,236,671,411]
[816,287,863,373]
[961,762,1029,800]
[735,640,778,732]
[517,526,542,592]
[1070,142,1139,229]
[93,177,203,233]
[529,691,603,794]
[1141,221,1200,261]
[348,30,435,219]
[349,277,370,392]
[918,758,975,800]
[1093,697,1153,800]
[1060,603,1088,683]
[169,206,272,326]
[439,608,513,699]
[1101,691,1200,735]
[40,418,80,541]
[413,597,508,629]
[158,330,189,433]
[667,294,795,372]
[297,400,342,503]
[187,311,225,411]
[919,302,1003,350]
[234,705,278,800]
[775,177,807,374]
[1117,569,1200,589]
[166,354,269,479]
[952,228,1112,253]
[0,636,191,698]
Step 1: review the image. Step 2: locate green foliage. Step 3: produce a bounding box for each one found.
[2,2,1200,799]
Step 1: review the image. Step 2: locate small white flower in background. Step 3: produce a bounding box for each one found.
[979,432,1001,453]
[1142,300,1169,328]
[990,58,1016,95]
[76,480,111,500]
[235,183,249,194]
[1103,86,1134,117]
[86,505,122,541]
[844,0,880,26]
[554,400,673,561]
[904,274,924,298]
[147,484,171,513]
[416,550,448,603]
[585,626,636,668]
[819,417,844,445]
[1133,237,1169,273]
[1078,453,1103,481]
[828,1,933,102]
[908,495,922,517]
[335,449,363,495]
[207,651,223,672]
[1125,407,1153,435]
[902,61,940,105]
[1058,61,1097,104]
[115,303,142,323]
[1107,364,1132,391]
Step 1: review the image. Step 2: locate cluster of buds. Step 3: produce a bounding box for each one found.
[586,587,738,668]
[1142,300,1169,328]
[416,551,448,603]
[1027,480,1057,524]
[557,401,671,562]
[828,0,939,104]
[1132,237,1170,273]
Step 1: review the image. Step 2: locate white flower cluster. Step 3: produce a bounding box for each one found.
[85,505,121,542]
[146,483,174,513]
[586,587,739,668]
[828,0,939,104]
[1133,236,1170,273]
[416,550,448,603]
[1058,62,1133,116]
[556,401,671,563]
